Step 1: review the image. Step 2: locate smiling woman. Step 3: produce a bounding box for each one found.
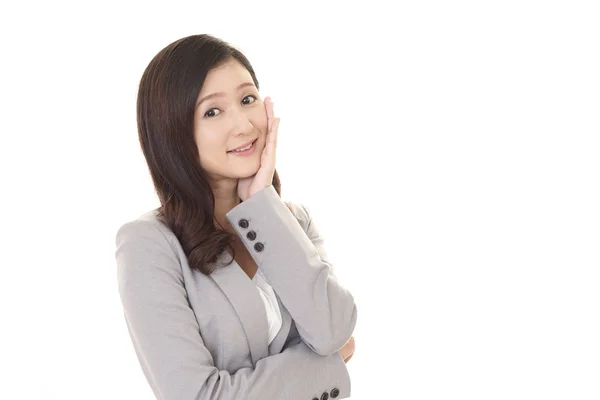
[192,58,267,185]
[116,33,357,400]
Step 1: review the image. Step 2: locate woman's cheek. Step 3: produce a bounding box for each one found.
[246,109,265,136]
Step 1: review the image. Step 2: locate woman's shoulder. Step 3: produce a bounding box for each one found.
[115,208,179,256]
[117,208,169,231]
[114,209,188,298]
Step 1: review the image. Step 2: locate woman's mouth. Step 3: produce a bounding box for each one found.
[227,139,257,156]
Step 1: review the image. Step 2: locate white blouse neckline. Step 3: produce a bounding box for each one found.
[252,270,283,344]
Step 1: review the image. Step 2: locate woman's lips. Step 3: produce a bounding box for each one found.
[228,139,256,156]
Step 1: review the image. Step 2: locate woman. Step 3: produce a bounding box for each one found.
[115,34,357,400]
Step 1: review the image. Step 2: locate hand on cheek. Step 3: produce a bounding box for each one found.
[237,96,280,201]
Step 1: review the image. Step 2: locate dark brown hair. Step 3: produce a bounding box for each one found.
[136,34,282,275]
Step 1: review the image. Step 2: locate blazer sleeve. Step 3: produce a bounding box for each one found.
[115,219,351,400]
[226,185,358,356]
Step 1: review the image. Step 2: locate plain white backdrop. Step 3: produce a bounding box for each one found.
[1,0,599,399]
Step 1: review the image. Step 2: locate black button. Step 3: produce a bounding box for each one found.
[330,388,340,398]
[238,219,249,229]
[312,398,319,400]
[254,242,264,252]
[246,230,256,240]
[320,392,329,400]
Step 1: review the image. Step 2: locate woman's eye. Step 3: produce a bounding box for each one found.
[204,108,221,118]
[204,95,257,118]
[242,94,257,105]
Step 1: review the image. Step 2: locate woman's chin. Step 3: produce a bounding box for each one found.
[235,164,260,178]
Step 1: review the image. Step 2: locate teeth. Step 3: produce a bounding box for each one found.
[234,143,252,152]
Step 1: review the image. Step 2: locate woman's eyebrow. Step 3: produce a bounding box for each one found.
[195,82,255,109]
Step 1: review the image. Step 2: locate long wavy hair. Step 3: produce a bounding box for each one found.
[136,34,282,275]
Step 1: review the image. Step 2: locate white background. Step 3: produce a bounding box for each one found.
[1,0,599,399]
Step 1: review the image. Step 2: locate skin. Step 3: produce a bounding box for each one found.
[193,58,355,363]
[193,58,279,233]
[340,336,355,363]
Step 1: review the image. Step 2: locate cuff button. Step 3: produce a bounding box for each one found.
[330,388,340,398]
[246,230,256,240]
[253,242,264,252]
[320,392,329,400]
[238,219,249,229]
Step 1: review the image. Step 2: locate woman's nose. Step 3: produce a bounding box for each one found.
[230,109,253,132]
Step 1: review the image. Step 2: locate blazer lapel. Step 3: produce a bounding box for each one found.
[267,292,292,355]
[209,253,269,366]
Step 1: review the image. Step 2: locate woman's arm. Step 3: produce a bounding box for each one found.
[115,220,351,400]
[226,185,358,357]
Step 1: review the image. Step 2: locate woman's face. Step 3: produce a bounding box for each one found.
[193,59,268,181]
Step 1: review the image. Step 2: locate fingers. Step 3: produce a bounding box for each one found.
[271,118,280,146]
[265,97,274,131]
[263,96,279,158]
[343,336,355,363]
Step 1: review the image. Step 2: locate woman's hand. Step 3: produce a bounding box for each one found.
[237,97,280,201]
[339,336,355,363]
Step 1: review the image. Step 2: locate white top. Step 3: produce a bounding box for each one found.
[252,270,283,344]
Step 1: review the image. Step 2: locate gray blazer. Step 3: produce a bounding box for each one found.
[115,185,358,399]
